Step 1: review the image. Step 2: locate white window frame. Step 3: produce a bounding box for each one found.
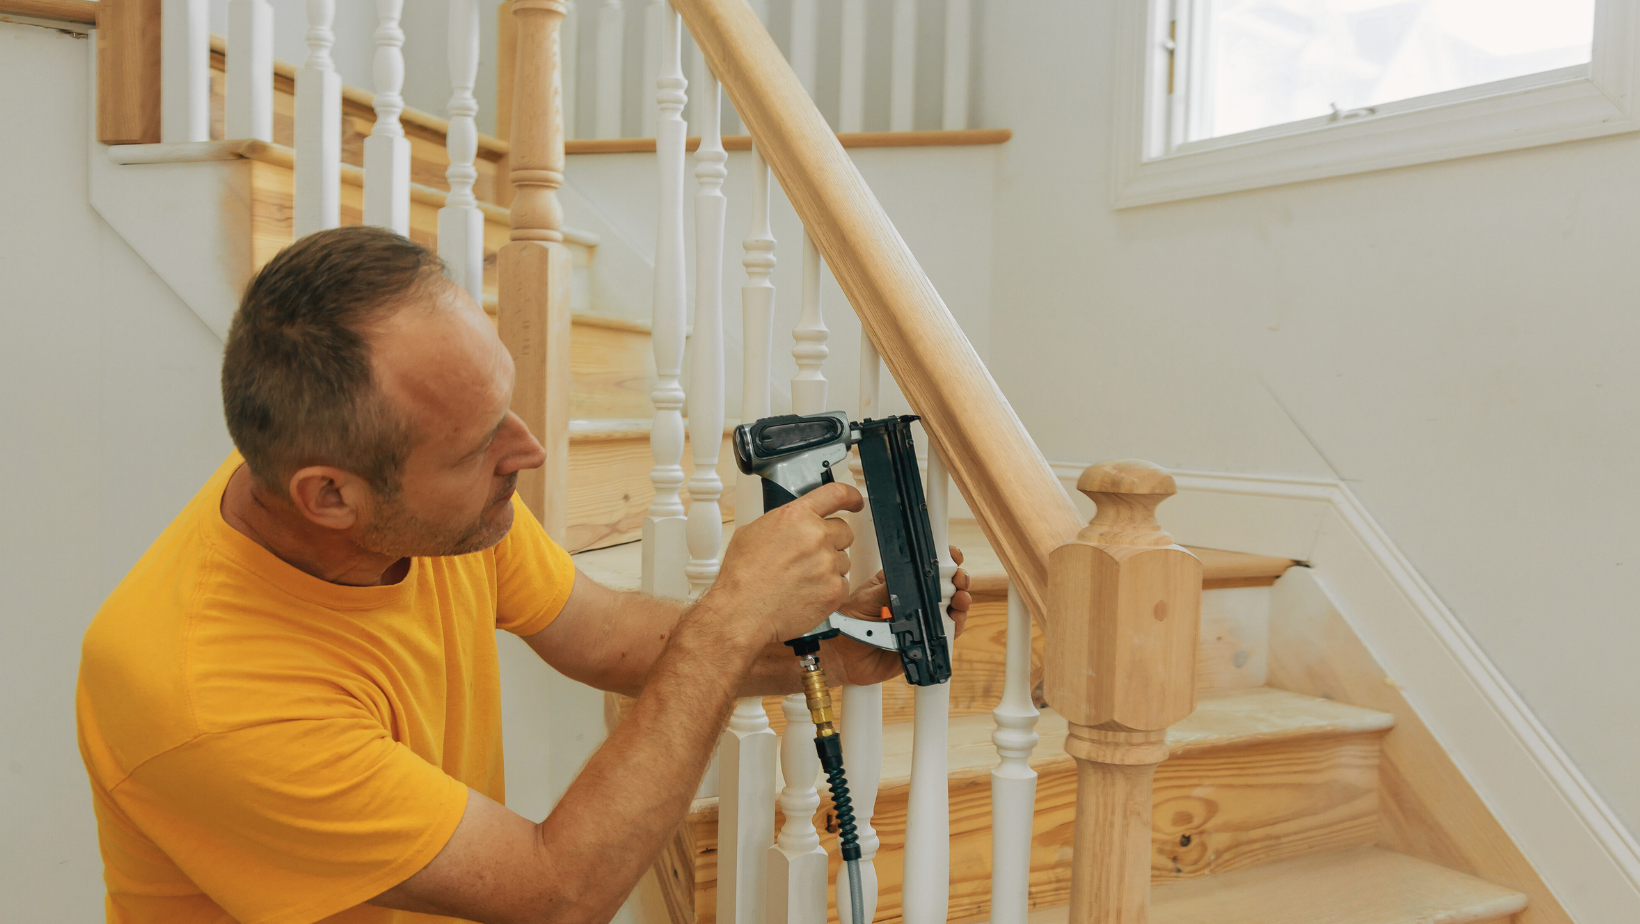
[1113,0,1640,208]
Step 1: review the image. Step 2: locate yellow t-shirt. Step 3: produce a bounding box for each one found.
[77,454,576,924]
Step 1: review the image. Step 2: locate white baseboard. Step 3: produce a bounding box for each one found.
[1046,461,1640,923]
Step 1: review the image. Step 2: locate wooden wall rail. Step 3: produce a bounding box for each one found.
[566,128,1012,155]
[0,0,96,22]
[673,0,1081,622]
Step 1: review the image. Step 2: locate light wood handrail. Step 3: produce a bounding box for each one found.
[673,0,1081,621]
[0,0,96,23]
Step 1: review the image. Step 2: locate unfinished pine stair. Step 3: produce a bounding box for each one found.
[582,522,1527,924]
[200,43,728,554]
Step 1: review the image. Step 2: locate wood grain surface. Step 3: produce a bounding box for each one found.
[96,0,161,144]
[1268,570,1570,924]
[684,689,1393,924]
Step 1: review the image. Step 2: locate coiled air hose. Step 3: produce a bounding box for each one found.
[794,645,868,924]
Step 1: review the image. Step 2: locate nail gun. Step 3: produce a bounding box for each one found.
[732,411,953,687]
[732,411,954,924]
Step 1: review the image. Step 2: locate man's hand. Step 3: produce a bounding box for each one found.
[705,482,865,650]
[823,546,972,687]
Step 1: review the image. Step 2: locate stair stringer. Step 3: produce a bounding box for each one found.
[85,32,250,341]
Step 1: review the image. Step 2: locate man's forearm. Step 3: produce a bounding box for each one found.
[530,595,760,924]
[591,589,804,699]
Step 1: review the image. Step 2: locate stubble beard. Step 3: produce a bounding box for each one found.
[358,474,518,559]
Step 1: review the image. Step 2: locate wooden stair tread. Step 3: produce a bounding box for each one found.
[1005,847,1526,924]
[948,519,1294,594]
[569,418,737,439]
[686,686,1392,818]
[574,519,1295,595]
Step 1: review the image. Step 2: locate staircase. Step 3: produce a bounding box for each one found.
[215,16,1533,924]
[583,525,1529,924]
[77,0,1556,921]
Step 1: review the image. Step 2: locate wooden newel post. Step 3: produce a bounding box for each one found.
[1045,460,1201,924]
[499,0,572,539]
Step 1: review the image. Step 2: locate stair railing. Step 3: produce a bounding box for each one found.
[561,0,974,141]
[634,5,1205,924]
[632,1,1084,922]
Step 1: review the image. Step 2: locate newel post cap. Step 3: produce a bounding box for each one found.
[1075,459,1177,548]
[1076,459,1177,499]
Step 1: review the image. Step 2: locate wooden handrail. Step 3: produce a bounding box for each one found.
[0,0,97,23]
[673,0,1082,621]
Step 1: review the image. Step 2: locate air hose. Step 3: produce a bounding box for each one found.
[789,638,869,924]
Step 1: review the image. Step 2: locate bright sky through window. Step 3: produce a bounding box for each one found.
[1199,0,1596,140]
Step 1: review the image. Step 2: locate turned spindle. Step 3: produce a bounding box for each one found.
[1045,460,1201,924]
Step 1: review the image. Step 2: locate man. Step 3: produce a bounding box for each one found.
[77,226,971,924]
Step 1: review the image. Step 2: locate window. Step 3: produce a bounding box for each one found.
[1114,0,1638,207]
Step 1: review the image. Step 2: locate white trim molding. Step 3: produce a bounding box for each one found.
[1112,0,1640,208]
[1047,461,1640,922]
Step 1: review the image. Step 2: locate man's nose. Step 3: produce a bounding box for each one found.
[498,414,547,474]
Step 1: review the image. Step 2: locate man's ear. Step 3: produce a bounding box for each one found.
[287,466,366,531]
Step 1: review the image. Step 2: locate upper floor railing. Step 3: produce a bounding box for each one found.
[553,0,975,142]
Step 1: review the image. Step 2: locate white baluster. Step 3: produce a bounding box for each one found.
[838,0,865,133]
[690,38,710,137]
[991,582,1041,924]
[768,228,830,924]
[294,0,341,237]
[717,697,778,924]
[718,145,778,924]
[363,0,411,234]
[736,148,776,522]
[837,330,883,924]
[562,0,579,140]
[790,0,818,100]
[903,444,954,924]
[641,0,664,137]
[162,0,209,142]
[439,0,484,301]
[225,0,273,141]
[641,4,689,599]
[595,0,625,138]
[791,232,828,415]
[767,695,828,924]
[889,0,916,132]
[686,68,726,597]
[942,0,970,130]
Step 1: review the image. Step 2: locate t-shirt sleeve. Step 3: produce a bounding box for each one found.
[493,493,577,636]
[113,716,468,924]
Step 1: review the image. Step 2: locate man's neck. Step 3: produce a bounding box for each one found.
[220,465,411,587]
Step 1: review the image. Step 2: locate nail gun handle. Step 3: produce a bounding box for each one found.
[760,459,836,512]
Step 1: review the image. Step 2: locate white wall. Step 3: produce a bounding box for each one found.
[0,21,235,918]
[977,0,1640,841]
